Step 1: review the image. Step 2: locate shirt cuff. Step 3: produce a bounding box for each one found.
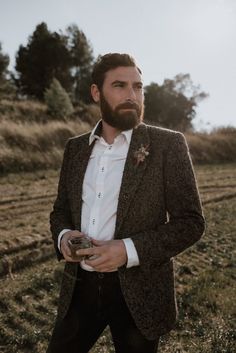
[58,229,72,252]
[122,238,140,268]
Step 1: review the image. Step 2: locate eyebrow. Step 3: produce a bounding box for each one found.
[111,80,143,86]
[111,80,125,86]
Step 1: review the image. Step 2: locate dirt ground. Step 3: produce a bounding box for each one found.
[0,164,235,352]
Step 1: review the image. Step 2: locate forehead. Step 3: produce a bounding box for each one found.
[103,66,142,84]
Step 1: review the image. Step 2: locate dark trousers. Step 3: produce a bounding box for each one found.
[47,268,159,353]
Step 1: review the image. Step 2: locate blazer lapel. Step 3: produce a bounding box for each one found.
[114,123,150,238]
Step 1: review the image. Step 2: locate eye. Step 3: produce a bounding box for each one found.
[135,84,143,91]
[113,82,124,87]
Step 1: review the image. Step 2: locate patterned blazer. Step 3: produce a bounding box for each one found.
[50,122,205,340]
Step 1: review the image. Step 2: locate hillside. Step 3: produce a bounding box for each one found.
[0,100,236,174]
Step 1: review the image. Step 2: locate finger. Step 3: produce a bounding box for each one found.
[62,247,85,263]
[93,265,117,272]
[65,258,81,263]
[62,247,71,258]
[76,246,101,257]
[91,239,106,246]
[61,242,72,257]
[85,255,107,268]
[61,245,84,262]
[102,268,117,272]
[70,231,85,238]
[62,253,78,262]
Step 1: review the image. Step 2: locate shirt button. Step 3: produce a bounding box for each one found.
[101,167,104,172]
[92,219,95,225]
[108,146,112,150]
[98,273,104,279]
[98,192,102,198]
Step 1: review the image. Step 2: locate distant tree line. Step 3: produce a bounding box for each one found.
[0,22,208,131]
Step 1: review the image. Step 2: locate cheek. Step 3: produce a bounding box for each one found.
[109,96,124,109]
[139,91,144,101]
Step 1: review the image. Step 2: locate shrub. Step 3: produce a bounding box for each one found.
[44,78,74,120]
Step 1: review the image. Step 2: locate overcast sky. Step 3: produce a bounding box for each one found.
[0,0,235,130]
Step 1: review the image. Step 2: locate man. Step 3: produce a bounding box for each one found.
[47,53,205,353]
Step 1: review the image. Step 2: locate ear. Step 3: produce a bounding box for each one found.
[91,84,100,103]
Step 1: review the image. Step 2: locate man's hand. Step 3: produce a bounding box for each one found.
[60,230,85,262]
[76,239,128,272]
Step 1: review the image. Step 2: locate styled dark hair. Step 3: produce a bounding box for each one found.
[91,53,142,90]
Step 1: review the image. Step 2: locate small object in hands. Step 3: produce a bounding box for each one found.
[68,236,93,261]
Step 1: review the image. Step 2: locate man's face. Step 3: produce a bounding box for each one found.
[95,66,144,131]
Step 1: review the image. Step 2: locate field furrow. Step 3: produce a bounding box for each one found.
[0,164,235,352]
[0,192,56,206]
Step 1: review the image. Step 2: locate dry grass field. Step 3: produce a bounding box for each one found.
[0,164,235,353]
[1,111,236,175]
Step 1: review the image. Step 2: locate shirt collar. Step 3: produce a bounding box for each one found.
[89,119,133,146]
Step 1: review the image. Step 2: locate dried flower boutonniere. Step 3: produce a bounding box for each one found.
[134,144,149,166]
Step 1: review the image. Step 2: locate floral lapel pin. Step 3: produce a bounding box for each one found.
[134,144,149,167]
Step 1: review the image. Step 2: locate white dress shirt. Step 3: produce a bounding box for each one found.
[58,120,139,271]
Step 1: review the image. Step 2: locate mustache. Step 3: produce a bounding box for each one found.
[116,102,140,111]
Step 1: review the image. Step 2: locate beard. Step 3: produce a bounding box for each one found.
[100,93,144,131]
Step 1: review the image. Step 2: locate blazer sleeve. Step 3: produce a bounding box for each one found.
[50,139,74,259]
[131,132,205,268]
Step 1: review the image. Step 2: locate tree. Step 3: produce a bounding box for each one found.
[15,22,94,102]
[0,43,9,80]
[44,78,74,119]
[15,23,72,100]
[64,24,94,103]
[0,43,16,99]
[144,74,208,132]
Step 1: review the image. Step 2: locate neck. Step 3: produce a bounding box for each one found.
[101,120,121,144]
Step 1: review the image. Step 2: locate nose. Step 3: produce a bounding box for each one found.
[125,87,136,101]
